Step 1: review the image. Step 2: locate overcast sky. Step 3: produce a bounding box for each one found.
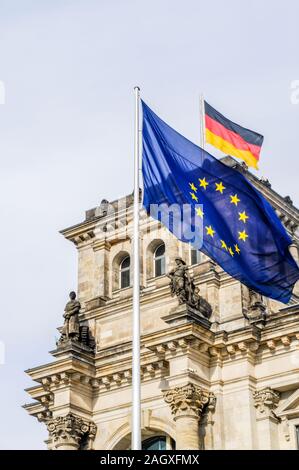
[0,0,298,449]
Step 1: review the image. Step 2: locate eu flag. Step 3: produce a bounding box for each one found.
[142,101,299,303]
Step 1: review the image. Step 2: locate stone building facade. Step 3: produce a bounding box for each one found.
[24,157,299,450]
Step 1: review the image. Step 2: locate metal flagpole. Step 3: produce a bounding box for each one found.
[199,93,205,150]
[132,86,141,450]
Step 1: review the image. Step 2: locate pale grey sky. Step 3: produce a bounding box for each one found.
[0,0,298,449]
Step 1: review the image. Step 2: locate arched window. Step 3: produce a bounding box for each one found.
[191,248,201,265]
[154,243,165,277]
[120,256,130,289]
[142,436,166,450]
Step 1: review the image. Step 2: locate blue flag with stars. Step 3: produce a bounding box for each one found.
[142,101,299,303]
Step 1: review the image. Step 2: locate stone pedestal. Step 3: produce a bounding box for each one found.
[162,303,211,329]
[163,383,212,450]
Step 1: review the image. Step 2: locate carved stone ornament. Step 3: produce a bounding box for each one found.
[284,195,293,206]
[47,413,97,449]
[167,258,212,318]
[57,292,94,349]
[244,287,267,322]
[240,161,249,172]
[260,176,271,188]
[163,383,211,421]
[58,291,81,344]
[253,387,280,419]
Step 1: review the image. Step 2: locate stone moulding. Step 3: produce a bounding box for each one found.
[28,359,169,402]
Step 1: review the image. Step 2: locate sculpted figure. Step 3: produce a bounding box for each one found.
[243,287,266,322]
[248,288,264,309]
[60,291,80,342]
[167,257,192,305]
[167,257,212,318]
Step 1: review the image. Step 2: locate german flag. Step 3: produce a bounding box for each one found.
[204,101,264,169]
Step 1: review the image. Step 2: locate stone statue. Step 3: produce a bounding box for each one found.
[248,288,264,308]
[284,195,293,205]
[56,292,95,350]
[167,257,212,318]
[240,161,248,172]
[59,291,80,343]
[260,176,271,188]
[168,257,191,305]
[244,287,267,322]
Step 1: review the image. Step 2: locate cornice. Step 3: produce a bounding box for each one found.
[60,158,299,250]
[25,355,95,382]
[23,401,52,422]
[24,307,299,425]
[26,305,299,390]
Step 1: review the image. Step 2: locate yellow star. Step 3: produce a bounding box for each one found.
[230,194,240,206]
[238,230,248,242]
[239,211,249,223]
[189,182,197,192]
[234,244,241,254]
[215,181,226,194]
[220,240,228,250]
[196,207,204,218]
[199,177,209,190]
[206,225,215,237]
[228,247,234,256]
[190,192,198,202]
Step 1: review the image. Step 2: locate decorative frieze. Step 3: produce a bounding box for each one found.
[281,336,291,346]
[72,231,95,246]
[208,333,297,359]
[149,337,213,357]
[71,360,169,391]
[254,387,280,419]
[47,413,97,450]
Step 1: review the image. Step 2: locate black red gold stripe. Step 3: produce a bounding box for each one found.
[204,101,264,169]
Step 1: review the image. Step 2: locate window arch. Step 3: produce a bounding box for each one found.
[120,256,130,289]
[142,436,166,450]
[154,243,165,277]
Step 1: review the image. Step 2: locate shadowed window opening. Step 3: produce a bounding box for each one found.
[142,436,166,450]
[154,243,165,277]
[191,248,201,265]
[120,256,130,289]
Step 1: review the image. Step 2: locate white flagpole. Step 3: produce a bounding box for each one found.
[132,85,141,450]
[200,93,205,150]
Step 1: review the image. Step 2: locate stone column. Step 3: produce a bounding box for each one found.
[289,242,299,296]
[47,413,97,450]
[163,383,210,450]
[254,387,280,449]
[201,393,217,449]
[289,242,299,264]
